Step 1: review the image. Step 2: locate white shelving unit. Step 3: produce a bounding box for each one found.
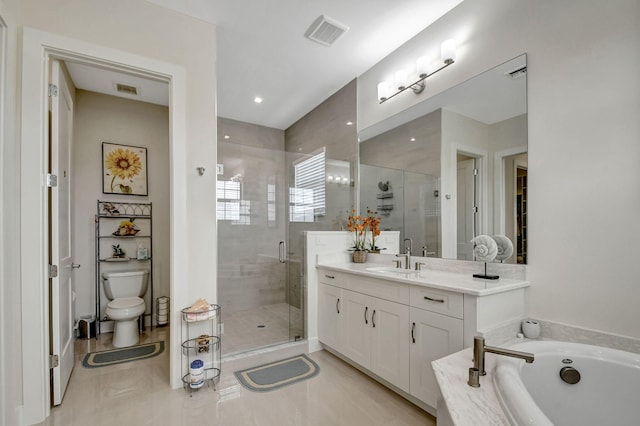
[95,200,154,333]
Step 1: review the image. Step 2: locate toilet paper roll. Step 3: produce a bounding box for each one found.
[157,314,168,323]
[522,319,540,339]
[157,308,168,315]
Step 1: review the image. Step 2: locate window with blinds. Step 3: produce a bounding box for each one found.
[290,149,326,222]
[217,180,251,224]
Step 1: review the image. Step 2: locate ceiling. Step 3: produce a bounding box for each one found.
[68,0,464,130]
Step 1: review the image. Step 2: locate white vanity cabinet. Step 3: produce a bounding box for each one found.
[342,289,410,392]
[409,306,463,408]
[318,272,410,392]
[318,282,344,351]
[316,264,527,415]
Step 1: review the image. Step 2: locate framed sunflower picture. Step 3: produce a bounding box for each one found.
[102,142,148,196]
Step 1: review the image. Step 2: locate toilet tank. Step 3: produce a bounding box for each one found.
[102,270,149,300]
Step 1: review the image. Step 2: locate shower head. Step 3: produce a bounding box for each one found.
[378,181,389,192]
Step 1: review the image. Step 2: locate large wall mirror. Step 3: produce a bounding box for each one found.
[358,54,527,264]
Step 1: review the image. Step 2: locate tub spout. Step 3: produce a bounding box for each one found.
[469,336,534,387]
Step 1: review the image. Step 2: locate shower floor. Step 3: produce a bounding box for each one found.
[222,302,303,355]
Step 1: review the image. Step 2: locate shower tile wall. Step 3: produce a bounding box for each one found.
[285,79,358,316]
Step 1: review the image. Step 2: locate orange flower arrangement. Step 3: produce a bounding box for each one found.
[347,209,382,252]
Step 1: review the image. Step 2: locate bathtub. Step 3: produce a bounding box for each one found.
[493,340,640,425]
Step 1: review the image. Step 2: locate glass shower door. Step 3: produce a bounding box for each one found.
[217,141,292,355]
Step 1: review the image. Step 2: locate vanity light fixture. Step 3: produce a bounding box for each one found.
[378,39,456,104]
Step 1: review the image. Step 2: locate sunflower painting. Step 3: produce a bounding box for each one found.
[102,142,148,195]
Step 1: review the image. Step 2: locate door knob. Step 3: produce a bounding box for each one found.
[71,263,81,269]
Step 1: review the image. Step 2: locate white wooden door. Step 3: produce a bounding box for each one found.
[370,298,410,392]
[341,290,371,369]
[409,307,463,408]
[456,159,475,260]
[50,60,75,406]
[317,283,343,351]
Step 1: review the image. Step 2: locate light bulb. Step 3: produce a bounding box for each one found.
[377,80,392,102]
[416,56,430,78]
[395,69,408,90]
[441,39,456,64]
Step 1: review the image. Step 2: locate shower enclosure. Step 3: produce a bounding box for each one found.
[217,134,353,355]
[217,140,298,355]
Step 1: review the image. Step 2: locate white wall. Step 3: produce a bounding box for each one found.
[3,0,217,423]
[359,0,640,339]
[73,90,170,325]
[0,1,23,425]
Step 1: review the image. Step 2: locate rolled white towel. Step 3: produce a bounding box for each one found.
[493,235,514,262]
[471,235,498,262]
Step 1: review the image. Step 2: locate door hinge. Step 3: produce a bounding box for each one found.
[48,84,58,97]
[473,168,479,176]
[46,174,58,187]
[50,354,59,369]
[48,264,58,278]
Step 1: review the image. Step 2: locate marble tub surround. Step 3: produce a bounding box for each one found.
[531,319,640,354]
[432,344,512,426]
[477,318,525,346]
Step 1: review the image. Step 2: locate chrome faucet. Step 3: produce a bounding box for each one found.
[395,253,411,269]
[468,336,534,387]
[403,238,412,256]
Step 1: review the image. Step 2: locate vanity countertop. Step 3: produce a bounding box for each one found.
[431,346,510,426]
[316,262,529,297]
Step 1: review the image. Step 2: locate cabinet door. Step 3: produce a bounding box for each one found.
[409,307,463,408]
[342,289,371,369]
[370,298,410,392]
[318,283,343,351]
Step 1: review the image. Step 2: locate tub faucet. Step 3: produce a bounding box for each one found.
[468,336,534,387]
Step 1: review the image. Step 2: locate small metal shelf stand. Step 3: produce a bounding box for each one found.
[95,200,154,335]
[180,304,221,392]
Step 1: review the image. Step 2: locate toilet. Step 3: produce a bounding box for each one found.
[102,270,149,348]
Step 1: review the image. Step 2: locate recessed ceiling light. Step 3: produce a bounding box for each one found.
[346,121,353,126]
[410,137,416,142]
[254,97,263,104]
[224,135,230,139]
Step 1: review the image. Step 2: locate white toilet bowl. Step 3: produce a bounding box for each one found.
[106,296,145,347]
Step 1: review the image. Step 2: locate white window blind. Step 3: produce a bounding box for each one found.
[217,180,250,224]
[290,150,326,222]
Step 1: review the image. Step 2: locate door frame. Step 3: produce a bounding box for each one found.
[445,143,488,259]
[20,28,188,424]
[493,145,527,235]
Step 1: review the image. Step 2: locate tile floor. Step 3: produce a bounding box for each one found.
[40,326,436,425]
[223,302,303,355]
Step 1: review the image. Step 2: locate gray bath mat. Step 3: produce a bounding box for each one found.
[82,341,164,368]
[234,354,320,392]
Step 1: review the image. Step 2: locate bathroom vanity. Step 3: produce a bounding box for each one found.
[316,261,529,414]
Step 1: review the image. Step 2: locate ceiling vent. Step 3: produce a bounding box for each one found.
[115,83,139,95]
[506,66,527,80]
[305,15,349,47]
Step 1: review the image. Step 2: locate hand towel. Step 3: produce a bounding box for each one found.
[471,235,498,262]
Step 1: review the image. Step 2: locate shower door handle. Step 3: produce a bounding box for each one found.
[279,241,286,263]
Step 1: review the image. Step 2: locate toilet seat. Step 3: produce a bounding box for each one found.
[106,297,145,320]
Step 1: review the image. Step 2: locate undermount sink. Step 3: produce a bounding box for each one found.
[365,266,418,275]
